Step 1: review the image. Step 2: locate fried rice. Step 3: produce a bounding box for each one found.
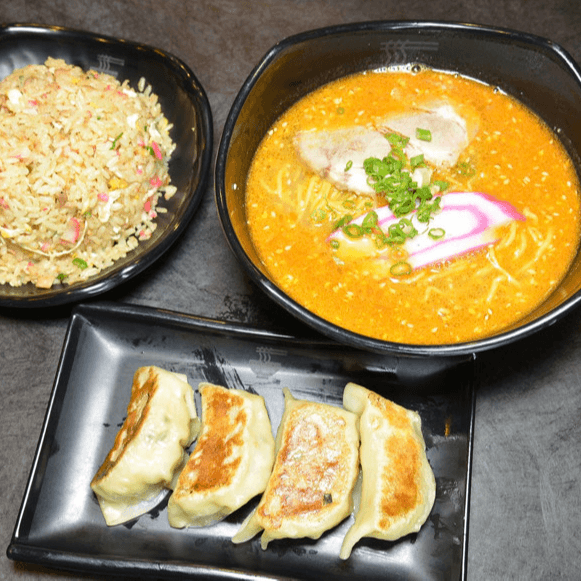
[0,57,177,289]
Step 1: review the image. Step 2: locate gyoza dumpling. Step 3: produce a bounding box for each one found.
[232,387,359,549]
[167,383,275,528]
[91,366,200,526]
[339,382,436,560]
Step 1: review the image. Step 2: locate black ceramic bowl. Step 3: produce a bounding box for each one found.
[0,23,213,308]
[216,21,581,357]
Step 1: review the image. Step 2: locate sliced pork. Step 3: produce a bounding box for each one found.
[294,102,475,195]
[378,102,472,167]
[294,126,391,195]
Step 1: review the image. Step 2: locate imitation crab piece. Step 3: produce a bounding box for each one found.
[60,217,81,244]
[294,103,476,195]
[329,191,526,271]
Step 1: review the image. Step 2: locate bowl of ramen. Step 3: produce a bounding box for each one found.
[0,23,213,308]
[215,21,581,356]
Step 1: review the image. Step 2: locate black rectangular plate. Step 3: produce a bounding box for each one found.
[7,302,475,580]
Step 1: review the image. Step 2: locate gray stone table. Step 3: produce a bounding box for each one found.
[1,1,580,579]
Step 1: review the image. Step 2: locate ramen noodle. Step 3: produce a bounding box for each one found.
[245,67,581,345]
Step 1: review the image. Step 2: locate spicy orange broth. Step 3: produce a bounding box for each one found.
[245,69,581,345]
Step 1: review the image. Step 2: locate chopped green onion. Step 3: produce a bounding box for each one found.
[333,214,353,230]
[398,217,418,238]
[336,107,345,114]
[344,160,353,172]
[362,131,444,227]
[386,133,409,148]
[432,180,450,192]
[343,223,364,238]
[410,154,425,169]
[110,132,123,150]
[330,239,340,250]
[428,227,446,239]
[416,127,432,142]
[329,129,456,258]
[387,226,406,245]
[415,186,432,202]
[390,261,412,276]
[311,208,327,222]
[385,219,418,245]
[416,195,441,223]
[72,257,88,270]
[362,210,378,230]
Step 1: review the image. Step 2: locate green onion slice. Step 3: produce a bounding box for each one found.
[311,208,326,222]
[432,180,450,192]
[390,261,413,276]
[410,154,425,169]
[110,132,123,150]
[428,227,446,239]
[343,223,364,238]
[333,214,353,230]
[416,127,432,142]
[361,210,378,230]
[72,257,88,270]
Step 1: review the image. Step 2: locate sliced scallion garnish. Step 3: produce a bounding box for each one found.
[343,223,364,238]
[361,210,378,230]
[333,214,353,230]
[428,227,446,239]
[311,208,326,222]
[432,180,450,192]
[390,261,412,276]
[416,127,432,142]
[110,132,123,150]
[410,153,425,169]
[72,257,88,270]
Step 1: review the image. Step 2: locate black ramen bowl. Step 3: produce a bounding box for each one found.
[0,23,212,308]
[215,21,581,357]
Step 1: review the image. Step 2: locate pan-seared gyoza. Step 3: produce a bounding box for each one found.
[232,388,360,548]
[91,366,200,526]
[339,383,436,559]
[168,383,275,528]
